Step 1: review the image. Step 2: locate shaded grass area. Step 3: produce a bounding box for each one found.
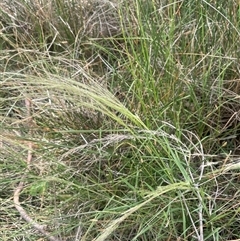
[1,0,240,240]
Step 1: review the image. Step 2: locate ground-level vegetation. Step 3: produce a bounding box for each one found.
[1,1,240,240]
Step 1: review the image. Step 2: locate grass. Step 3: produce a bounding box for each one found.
[0,0,240,240]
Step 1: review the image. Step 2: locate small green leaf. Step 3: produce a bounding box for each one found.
[29,181,48,196]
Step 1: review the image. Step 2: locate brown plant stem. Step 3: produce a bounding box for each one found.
[13,98,62,241]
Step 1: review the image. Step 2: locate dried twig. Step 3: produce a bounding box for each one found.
[13,98,62,241]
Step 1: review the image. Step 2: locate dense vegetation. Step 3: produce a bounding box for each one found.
[1,0,240,240]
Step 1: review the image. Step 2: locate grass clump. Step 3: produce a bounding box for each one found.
[1,0,240,240]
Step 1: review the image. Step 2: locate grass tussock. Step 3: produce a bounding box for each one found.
[1,0,240,240]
